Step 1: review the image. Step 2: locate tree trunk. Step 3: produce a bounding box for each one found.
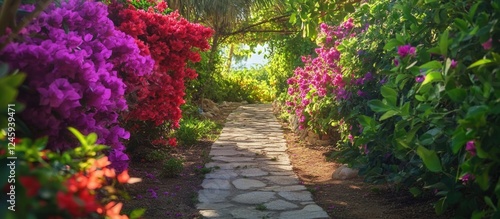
[225,43,234,73]
[208,32,220,70]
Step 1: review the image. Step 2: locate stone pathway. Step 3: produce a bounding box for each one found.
[197,104,329,219]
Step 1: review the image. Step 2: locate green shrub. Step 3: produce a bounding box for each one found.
[175,117,219,146]
[161,158,184,178]
[283,0,500,217]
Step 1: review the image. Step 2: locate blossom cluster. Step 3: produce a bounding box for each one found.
[110,2,213,128]
[286,20,354,128]
[0,0,154,170]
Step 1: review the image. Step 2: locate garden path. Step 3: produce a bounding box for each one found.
[197,104,329,219]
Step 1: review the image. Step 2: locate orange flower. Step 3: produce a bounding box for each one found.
[95,156,111,168]
[98,202,128,219]
[117,170,130,184]
[104,168,116,178]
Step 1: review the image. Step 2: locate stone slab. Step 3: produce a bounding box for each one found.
[264,176,299,185]
[202,179,232,190]
[232,178,266,190]
[198,189,231,203]
[279,204,329,219]
[264,199,299,210]
[239,168,269,177]
[232,191,276,204]
[278,191,313,201]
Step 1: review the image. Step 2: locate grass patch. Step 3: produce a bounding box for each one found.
[176,117,220,146]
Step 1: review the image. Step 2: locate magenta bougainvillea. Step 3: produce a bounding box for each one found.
[286,19,354,128]
[0,0,154,170]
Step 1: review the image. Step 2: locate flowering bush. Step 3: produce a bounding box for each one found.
[285,19,356,132]
[285,0,500,217]
[0,0,154,170]
[0,128,143,219]
[107,1,212,149]
[109,1,213,127]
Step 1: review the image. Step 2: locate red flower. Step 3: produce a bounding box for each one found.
[57,191,82,216]
[109,3,213,129]
[168,138,177,147]
[19,176,41,197]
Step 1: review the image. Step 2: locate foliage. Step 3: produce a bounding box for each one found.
[187,51,273,103]
[286,0,355,38]
[175,117,219,146]
[266,33,316,97]
[0,64,25,129]
[283,0,500,217]
[0,0,155,170]
[223,67,274,103]
[0,128,143,219]
[161,157,184,178]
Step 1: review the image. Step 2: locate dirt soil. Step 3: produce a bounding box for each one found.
[123,103,450,219]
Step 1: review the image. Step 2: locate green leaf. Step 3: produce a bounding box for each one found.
[289,13,297,24]
[368,100,390,113]
[420,61,442,70]
[406,124,422,143]
[472,211,487,219]
[384,39,403,51]
[379,110,398,121]
[409,187,422,197]
[416,145,442,172]
[466,105,489,119]
[401,102,410,117]
[130,208,146,219]
[68,127,88,146]
[357,115,377,132]
[468,59,493,69]
[439,29,449,57]
[395,74,408,85]
[484,196,497,211]
[344,3,355,12]
[451,129,467,154]
[415,95,426,101]
[86,133,98,145]
[468,1,481,21]
[381,86,398,106]
[446,88,466,102]
[454,18,468,32]
[477,171,489,190]
[435,198,447,215]
[421,71,443,86]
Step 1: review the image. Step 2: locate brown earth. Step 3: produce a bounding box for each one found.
[123,103,450,219]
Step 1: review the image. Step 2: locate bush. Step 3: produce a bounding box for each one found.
[284,0,500,217]
[161,158,184,178]
[0,128,143,219]
[175,117,218,146]
[0,0,155,170]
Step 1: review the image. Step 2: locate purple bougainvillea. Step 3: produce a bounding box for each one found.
[0,0,154,171]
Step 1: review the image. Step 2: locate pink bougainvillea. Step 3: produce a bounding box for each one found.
[286,19,354,128]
